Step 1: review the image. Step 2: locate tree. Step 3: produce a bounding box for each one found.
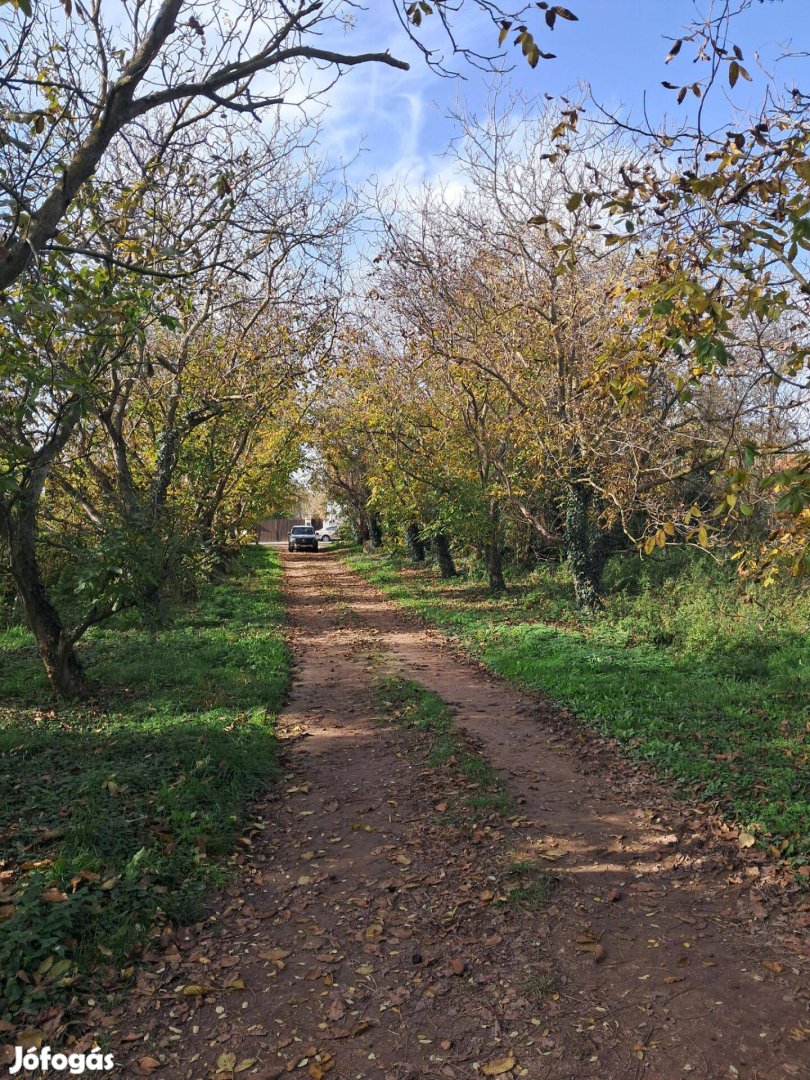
[0,107,346,695]
[0,0,580,292]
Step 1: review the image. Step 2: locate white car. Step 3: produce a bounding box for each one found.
[315,523,341,543]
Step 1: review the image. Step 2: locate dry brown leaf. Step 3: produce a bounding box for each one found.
[326,996,345,1022]
[738,831,756,848]
[41,888,69,903]
[257,948,291,962]
[17,1030,45,1050]
[138,1057,160,1073]
[481,1051,516,1076]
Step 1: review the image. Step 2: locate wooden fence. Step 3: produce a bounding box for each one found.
[256,517,323,544]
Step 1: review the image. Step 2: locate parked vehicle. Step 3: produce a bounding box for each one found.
[315,522,341,543]
[288,525,319,552]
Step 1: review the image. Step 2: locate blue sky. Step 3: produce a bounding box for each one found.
[303,0,809,190]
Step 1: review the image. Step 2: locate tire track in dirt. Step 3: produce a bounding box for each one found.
[320,551,810,1080]
[115,551,808,1080]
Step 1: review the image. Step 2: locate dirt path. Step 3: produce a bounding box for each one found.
[118,551,809,1080]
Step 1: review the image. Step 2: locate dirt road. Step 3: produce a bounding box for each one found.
[119,551,809,1080]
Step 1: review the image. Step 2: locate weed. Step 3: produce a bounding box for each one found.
[505,859,557,910]
[520,972,558,999]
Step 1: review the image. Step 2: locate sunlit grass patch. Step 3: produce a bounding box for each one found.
[0,547,290,1022]
[350,548,810,867]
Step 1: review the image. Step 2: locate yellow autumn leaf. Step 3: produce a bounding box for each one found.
[738,831,756,848]
[482,1052,517,1076]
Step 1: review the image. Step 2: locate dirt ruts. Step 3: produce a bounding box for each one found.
[116,551,809,1080]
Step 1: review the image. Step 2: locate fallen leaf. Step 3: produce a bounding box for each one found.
[326,996,345,1022]
[738,831,756,849]
[138,1057,160,1073]
[258,948,291,962]
[762,960,782,974]
[41,889,69,903]
[17,1030,45,1050]
[482,1052,516,1076]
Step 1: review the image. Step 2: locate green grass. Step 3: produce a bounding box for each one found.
[505,859,558,911]
[0,547,290,1022]
[348,548,810,867]
[376,676,512,817]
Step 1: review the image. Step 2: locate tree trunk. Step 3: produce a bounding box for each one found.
[565,480,604,612]
[485,540,506,592]
[405,523,426,563]
[434,533,457,578]
[367,513,383,548]
[4,508,89,699]
[484,501,506,593]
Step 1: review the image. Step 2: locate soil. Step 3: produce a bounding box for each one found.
[113,551,810,1080]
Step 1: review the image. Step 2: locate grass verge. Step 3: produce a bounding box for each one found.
[348,549,810,868]
[0,547,289,1024]
[376,675,512,819]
